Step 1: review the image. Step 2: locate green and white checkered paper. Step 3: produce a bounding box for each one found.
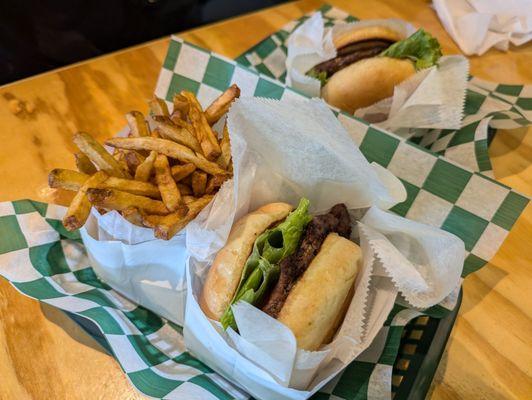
[0,34,529,399]
[235,4,532,177]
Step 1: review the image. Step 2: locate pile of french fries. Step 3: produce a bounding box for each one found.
[49,85,240,239]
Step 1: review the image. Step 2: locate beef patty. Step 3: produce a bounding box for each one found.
[261,203,352,318]
[312,39,394,77]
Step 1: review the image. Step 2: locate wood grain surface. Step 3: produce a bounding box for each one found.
[0,0,530,399]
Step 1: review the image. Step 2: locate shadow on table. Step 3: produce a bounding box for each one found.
[427,320,511,400]
[490,127,531,180]
[458,261,508,315]
[40,303,109,356]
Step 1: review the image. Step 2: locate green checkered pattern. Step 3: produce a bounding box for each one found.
[0,35,529,399]
[235,4,532,177]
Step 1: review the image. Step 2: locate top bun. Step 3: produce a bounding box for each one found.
[333,25,404,49]
[321,57,416,113]
[199,202,293,320]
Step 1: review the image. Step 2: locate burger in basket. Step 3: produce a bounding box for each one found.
[200,198,361,351]
[307,27,443,113]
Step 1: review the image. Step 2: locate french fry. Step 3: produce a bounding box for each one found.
[170,163,196,182]
[124,150,145,175]
[49,168,160,198]
[154,153,182,212]
[172,116,195,135]
[173,93,189,115]
[125,111,150,137]
[151,115,202,153]
[74,152,97,175]
[145,195,213,240]
[102,177,160,198]
[87,188,170,215]
[121,207,144,227]
[181,91,221,160]
[217,122,232,170]
[113,149,130,173]
[134,150,157,182]
[73,132,130,178]
[205,84,240,125]
[140,205,189,227]
[170,94,189,124]
[191,171,207,197]
[49,169,88,190]
[169,111,181,124]
[105,137,228,176]
[148,97,170,117]
[177,183,192,196]
[205,174,227,195]
[63,171,108,231]
[181,174,193,186]
[182,195,197,204]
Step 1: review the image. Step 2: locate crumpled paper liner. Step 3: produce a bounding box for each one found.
[433,0,532,56]
[80,210,188,325]
[79,127,192,325]
[183,97,465,400]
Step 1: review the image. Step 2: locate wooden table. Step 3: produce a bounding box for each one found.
[0,0,530,399]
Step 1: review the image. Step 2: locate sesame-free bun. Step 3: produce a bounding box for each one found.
[333,25,404,49]
[277,233,361,351]
[199,202,293,320]
[321,57,416,113]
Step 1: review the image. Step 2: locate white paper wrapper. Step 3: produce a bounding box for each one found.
[285,12,336,98]
[355,55,469,132]
[186,97,407,262]
[80,209,188,325]
[286,13,469,131]
[79,115,194,327]
[434,0,532,56]
[183,97,465,399]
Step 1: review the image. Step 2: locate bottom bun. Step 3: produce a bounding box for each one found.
[277,233,362,351]
[321,57,416,113]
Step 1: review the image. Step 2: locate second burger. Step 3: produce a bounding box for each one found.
[307,27,443,113]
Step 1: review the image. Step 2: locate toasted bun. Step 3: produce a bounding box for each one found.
[333,25,403,49]
[200,202,293,320]
[277,233,361,351]
[321,57,415,113]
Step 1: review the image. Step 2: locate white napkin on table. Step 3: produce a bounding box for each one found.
[433,0,532,55]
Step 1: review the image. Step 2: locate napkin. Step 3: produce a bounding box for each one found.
[433,0,532,55]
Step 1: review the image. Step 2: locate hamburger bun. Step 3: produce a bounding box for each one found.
[200,202,293,320]
[277,233,361,350]
[321,57,416,113]
[333,25,404,49]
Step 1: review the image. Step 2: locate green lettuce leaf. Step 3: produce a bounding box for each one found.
[380,29,442,69]
[220,198,312,330]
[306,68,329,86]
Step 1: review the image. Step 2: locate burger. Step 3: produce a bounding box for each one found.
[307,27,443,113]
[200,199,362,351]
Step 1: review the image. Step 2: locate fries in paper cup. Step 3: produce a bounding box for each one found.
[49,89,236,240]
